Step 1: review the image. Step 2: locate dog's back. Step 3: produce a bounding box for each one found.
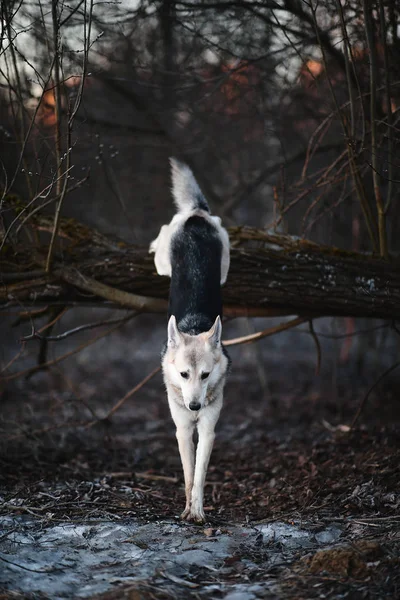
[150,158,230,334]
[169,215,223,334]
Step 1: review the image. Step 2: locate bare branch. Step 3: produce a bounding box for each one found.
[362,0,388,258]
[86,365,161,427]
[1,313,137,382]
[223,316,310,347]
[22,314,136,342]
[351,360,400,429]
[57,267,169,313]
[308,319,321,376]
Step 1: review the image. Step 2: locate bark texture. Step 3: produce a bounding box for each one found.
[1,217,399,319]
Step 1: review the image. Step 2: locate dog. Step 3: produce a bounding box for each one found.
[149,158,230,522]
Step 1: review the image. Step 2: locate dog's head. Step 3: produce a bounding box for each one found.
[163,315,227,411]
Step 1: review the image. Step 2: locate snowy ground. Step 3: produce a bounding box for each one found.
[1,516,343,599]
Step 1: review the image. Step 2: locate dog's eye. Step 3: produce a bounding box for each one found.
[201,372,210,380]
[180,372,189,379]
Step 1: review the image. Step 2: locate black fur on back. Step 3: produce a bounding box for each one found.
[168,215,222,335]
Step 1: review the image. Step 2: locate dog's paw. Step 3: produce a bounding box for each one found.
[180,506,191,520]
[182,507,206,524]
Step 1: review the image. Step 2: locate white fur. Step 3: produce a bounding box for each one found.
[169,391,223,522]
[162,316,228,522]
[150,160,230,523]
[150,211,230,284]
[170,158,205,214]
[149,162,230,284]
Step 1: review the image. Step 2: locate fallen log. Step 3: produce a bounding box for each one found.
[1,221,399,320]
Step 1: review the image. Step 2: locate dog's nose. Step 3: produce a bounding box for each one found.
[189,401,201,411]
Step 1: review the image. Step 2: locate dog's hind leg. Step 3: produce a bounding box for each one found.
[149,224,172,277]
[188,399,223,523]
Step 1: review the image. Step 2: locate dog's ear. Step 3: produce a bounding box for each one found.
[167,315,181,348]
[205,316,222,347]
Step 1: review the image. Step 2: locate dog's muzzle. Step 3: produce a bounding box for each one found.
[189,401,201,411]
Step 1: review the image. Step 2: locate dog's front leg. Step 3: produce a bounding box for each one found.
[176,423,195,518]
[168,397,195,519]
[188,401,222,523]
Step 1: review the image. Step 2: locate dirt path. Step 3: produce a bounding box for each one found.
[1,370,400,598]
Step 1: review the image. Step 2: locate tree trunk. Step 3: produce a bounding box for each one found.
[1,220,399,319]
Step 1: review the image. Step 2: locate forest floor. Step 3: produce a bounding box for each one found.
[0,359,399,599]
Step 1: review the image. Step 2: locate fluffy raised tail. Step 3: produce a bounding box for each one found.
[170,158,210,213]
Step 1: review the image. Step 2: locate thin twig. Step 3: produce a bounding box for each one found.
[9,307,50,323]
[297,322,389,340]
[36,306,67,370]
[268,150,348,230]
[301,119,332,181]
[223,316,310,347]
[350,360,400,429]
[335,0,357,139]
[37,306,69,334]
[135,472,178,483]
[15,173,90,236]
[22,314,135,342]
[53,365,99,419]
[0,166,74,251]
[308,319,321,376]
[362,0,388,258]
[310,0,378,253]
[1,313,137,382]
[45,0,63,272]
[304,172,351,236]
[45,0,94,272]
[3,3,33,200]
[60,0,85,27]
[0,342,26,374]
[378,0,394,215]
[85,365,161,427]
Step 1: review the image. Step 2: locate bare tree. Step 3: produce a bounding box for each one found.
[1,0,400,385]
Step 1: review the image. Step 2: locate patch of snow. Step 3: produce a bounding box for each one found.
[0,518,343,599]
[175,549,216,567]
[224,591,256,600]
[315,526,342,544]
[256,522,313,548]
